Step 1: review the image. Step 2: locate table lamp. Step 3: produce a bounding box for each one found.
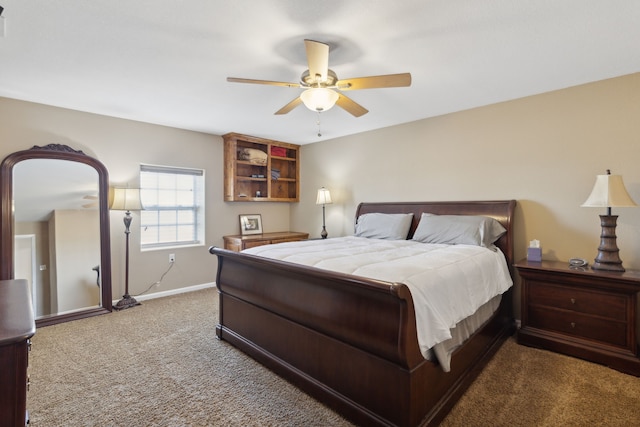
[581,170,637,271]
[316,187,332,239]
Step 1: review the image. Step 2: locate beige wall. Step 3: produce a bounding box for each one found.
[3,72,640,311]
[295,73,640,315]
[0,98,291,300]
[297,72,640,266]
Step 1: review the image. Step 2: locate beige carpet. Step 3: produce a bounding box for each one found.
[27,288,640,426]
[441,333,640,427]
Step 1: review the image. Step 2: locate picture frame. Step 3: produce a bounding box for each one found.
[239,214,263,235]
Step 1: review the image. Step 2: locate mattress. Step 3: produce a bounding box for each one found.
[243,236,513,370]
[428,294,501,371]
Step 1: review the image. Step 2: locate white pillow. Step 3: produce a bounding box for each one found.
[412,213,506,248]
[355,213,413,240]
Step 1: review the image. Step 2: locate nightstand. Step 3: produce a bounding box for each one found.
[515,259,640,376]
[223,231,309,252]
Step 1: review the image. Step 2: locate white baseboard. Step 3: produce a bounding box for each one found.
[113,282,216,305]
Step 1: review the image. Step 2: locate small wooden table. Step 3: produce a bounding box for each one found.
[223,231,309,252]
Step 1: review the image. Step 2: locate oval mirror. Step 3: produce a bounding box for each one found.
[0,144,112,326]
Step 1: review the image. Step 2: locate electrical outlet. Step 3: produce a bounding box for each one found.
[169,253,175,263]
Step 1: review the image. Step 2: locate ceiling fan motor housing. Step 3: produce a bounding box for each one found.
[301,69,338,87]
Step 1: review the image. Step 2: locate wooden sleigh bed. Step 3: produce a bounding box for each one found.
[209,200,516,426]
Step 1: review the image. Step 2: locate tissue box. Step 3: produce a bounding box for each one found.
[527,247,542,262]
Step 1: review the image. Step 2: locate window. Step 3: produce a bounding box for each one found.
[139,164,205,249]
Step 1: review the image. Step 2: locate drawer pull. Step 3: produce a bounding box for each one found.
[570,298,576,304]
[570,322,576,328]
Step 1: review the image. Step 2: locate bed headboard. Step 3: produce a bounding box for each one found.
[355,200,517,268]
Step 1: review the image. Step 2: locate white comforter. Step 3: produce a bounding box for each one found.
[243,236,513,363]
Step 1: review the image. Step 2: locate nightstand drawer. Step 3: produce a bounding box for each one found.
[528,306,628,347]
[271,238,300,244]
[244,240,271,249]
[528,282,627,321]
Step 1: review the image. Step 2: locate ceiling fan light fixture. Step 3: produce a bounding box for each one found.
[300,88,339,112]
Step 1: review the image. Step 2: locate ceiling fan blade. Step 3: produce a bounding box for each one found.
[335,94,369,117]
[227,77,301,88]
[336,73,412,90]
[275,97,303,115]
[304,39,329,84]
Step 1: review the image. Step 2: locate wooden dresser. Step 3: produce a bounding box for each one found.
[0,279,36,426]
[515,260,640,376]
[223,231,309,252]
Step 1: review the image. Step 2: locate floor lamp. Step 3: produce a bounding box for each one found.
[316,187,332,239]
[111,187,144,310]
[581,170,637,272]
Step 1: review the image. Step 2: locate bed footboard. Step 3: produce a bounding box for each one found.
[213,248,424,366]
[211,247,513,427]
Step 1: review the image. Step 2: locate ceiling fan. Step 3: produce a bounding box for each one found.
[227,39,411,117]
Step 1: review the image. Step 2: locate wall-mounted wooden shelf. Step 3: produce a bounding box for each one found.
[223,133,300,202]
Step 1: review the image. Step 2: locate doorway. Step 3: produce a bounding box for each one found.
[15,234,37,315]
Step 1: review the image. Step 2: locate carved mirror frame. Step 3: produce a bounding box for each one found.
[0,144,112,326]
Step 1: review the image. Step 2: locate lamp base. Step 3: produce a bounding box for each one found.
[113,294,141,311]
[321,226,328,239]
[592,258,625,272]
[591,214,625,272]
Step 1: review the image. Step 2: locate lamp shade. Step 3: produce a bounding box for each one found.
[581,173,637,208]
[110,187,143,211]
[301,88,339,112]
[316,187,332,205]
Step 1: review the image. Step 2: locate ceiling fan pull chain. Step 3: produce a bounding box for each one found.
[316,111,322,137]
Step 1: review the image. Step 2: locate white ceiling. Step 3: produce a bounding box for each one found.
[1,1,639,145]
